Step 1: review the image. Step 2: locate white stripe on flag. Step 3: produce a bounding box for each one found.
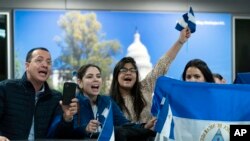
[98,102,114,141]
[102,107,109,118]
[110,130,115,141]
[160,106,172,138]
[173,116,250,141]
[160,97,166,105]
[154,133,169,141]
[188,12,196,24]
[178,18,188,28]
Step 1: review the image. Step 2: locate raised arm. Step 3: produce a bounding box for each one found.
[141,27,191,99]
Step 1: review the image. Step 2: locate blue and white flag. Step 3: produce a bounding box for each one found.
[153,76,250,141]
[175,7,196,33]
[97,102,115,141]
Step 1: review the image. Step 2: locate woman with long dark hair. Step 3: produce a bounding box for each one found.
[110,27,191,123]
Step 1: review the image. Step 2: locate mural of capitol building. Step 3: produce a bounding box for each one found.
[51,30,153,90]
[126,31,153,80]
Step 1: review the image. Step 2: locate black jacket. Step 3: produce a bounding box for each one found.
[0,73,62,140]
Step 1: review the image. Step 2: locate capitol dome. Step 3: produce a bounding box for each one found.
[126,31,152,80]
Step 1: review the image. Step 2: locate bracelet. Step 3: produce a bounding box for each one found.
[178,40,184,45]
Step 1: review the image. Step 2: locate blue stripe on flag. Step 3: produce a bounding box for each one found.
[175,7,196,33]
[97,102,115,141]
[151,76,173,117]
[161,77,250,121]
[154,95,169,133]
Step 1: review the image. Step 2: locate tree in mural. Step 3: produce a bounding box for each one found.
[14,49,22,78]
[54,11,121,93]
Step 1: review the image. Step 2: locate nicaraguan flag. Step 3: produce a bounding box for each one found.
[175,7,196,33]
[152,76,175,141]
[97,102,115,141]
[153,76,250,141]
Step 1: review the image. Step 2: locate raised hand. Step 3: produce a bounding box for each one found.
[60,98,78,122]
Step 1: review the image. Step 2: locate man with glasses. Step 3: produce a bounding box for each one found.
[0,47,78,141]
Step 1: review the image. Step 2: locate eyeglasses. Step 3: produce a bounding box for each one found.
[119,68,137,73]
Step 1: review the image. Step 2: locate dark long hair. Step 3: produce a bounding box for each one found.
[182,59,215,83]
[110,57,146,121]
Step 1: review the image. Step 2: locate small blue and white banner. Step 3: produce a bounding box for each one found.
[152,76,250,141]
[175,7,196,33]
[97,102,115,141]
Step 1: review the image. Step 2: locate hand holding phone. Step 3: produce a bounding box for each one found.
[62,82,77,105]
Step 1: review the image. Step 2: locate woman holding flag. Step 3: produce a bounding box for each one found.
[109,27,191,125]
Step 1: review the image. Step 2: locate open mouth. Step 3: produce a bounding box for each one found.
[91,85,99,90]
[124,77,132,82]
[39,70,48,76]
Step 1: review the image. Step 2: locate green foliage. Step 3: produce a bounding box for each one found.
[54,11,122,93]
[14,50,22,78]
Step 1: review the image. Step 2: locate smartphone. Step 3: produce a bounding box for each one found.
[62,82,77,105]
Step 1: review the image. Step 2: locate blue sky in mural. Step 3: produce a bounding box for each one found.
[14,9,232,82]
